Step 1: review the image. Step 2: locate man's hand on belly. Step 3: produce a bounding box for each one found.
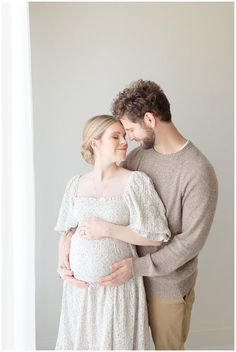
[99,257,133,287]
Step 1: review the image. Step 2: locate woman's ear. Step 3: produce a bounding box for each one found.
[90,138,96,151]
[144,113,156,128]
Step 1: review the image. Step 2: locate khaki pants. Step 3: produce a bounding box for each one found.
[147,287,195,350]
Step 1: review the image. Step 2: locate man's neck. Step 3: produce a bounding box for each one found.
[153,121,188,155]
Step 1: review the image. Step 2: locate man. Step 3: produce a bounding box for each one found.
[60,79,218,349]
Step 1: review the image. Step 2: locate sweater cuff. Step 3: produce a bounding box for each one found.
[132,254,152,277]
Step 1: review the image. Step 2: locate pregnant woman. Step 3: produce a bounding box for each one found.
[54,115,171,350]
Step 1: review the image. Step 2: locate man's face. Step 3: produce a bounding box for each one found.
[120,115,155,149]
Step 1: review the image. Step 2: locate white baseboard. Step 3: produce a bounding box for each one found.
[37,327,234,350]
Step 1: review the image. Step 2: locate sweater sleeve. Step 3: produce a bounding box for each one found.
[54,175,79,233]
[125,172,171,242]
[132,163,218,277]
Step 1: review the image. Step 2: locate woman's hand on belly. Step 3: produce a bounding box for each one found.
[69,235,134,283]
[79,216,110,240]
[57,267,90,288]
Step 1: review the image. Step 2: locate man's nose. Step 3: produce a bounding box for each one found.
[128,132,134,141]
[129,135,135,141]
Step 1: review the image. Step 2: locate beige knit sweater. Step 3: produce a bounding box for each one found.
[122,141,218,298]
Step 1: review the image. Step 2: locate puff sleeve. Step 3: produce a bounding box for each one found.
[54,175,79,233]
[124,171,171,242]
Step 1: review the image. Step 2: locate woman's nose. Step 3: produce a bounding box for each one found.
[120,137,127,145]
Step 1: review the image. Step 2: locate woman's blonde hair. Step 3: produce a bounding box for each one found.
[81,115,117,164]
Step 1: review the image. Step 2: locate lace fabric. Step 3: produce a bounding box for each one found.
[54,171,171,349]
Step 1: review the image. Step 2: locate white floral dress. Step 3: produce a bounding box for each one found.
[54,171,170,350]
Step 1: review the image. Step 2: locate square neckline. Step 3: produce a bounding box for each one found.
[73,171,136,201]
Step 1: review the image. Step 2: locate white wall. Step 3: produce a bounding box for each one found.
[29,2,234,350]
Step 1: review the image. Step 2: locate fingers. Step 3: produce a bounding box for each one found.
[110,261,124,270]
[99,269,120,284]
[79,225,87,232]
[98,259,133,287]
[58,267,90,288]
[60,268,74,276]
[110,258,133,272]
[78,225,88,237]
[64,275,90,288]
[99,261,128,283]
[109,258,128,272]
[99,278,123,287]
[82,235,91,240]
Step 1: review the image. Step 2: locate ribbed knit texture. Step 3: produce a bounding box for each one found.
[123,141,218,298]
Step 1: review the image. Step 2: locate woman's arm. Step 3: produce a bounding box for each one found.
[79,217,163,246]
[57,229,76,270]
[108,223,163,246]
[58,233,66,269]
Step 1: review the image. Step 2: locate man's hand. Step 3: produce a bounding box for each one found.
[99,257,134,287]
[57,267,90,288]
[79,217,110,240]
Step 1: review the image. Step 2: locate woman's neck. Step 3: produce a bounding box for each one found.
[92,162,119,182]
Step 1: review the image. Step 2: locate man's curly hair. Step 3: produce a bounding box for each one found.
[111,79,171,122]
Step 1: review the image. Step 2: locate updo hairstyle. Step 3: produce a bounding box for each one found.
[81,115,116,164]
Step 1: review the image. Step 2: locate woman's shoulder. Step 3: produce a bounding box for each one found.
[124,170,154,195]
[66,174,81,186]
[129,170,153,183]
[118,169,145,186]
[63,174,77,186]
[64,174,82,197]
[119,168,148,179]
[68,172,93,197]
[67,172,93,185]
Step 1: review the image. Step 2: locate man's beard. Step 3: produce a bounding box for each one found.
[140,127,155,149]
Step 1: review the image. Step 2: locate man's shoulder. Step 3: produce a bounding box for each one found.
[185,142,215,169]
[126,146,143,160]
[123,146,143,170]
[183,142,217,184]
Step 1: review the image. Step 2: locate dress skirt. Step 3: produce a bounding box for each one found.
[55,277,150,350]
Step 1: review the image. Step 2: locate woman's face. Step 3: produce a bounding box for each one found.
[94,121,128,163]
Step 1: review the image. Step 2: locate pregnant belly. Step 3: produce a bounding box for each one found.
[70,234,135,283]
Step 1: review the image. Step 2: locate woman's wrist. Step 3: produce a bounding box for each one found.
[107,223,115,239]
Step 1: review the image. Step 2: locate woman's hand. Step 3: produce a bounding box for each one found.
[79,217,110,240]
[57,266,90,288]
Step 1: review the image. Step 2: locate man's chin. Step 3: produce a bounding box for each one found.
[139,140,154,150]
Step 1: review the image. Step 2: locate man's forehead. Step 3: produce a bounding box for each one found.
[120,114,129,122]
[120,116,137,127]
